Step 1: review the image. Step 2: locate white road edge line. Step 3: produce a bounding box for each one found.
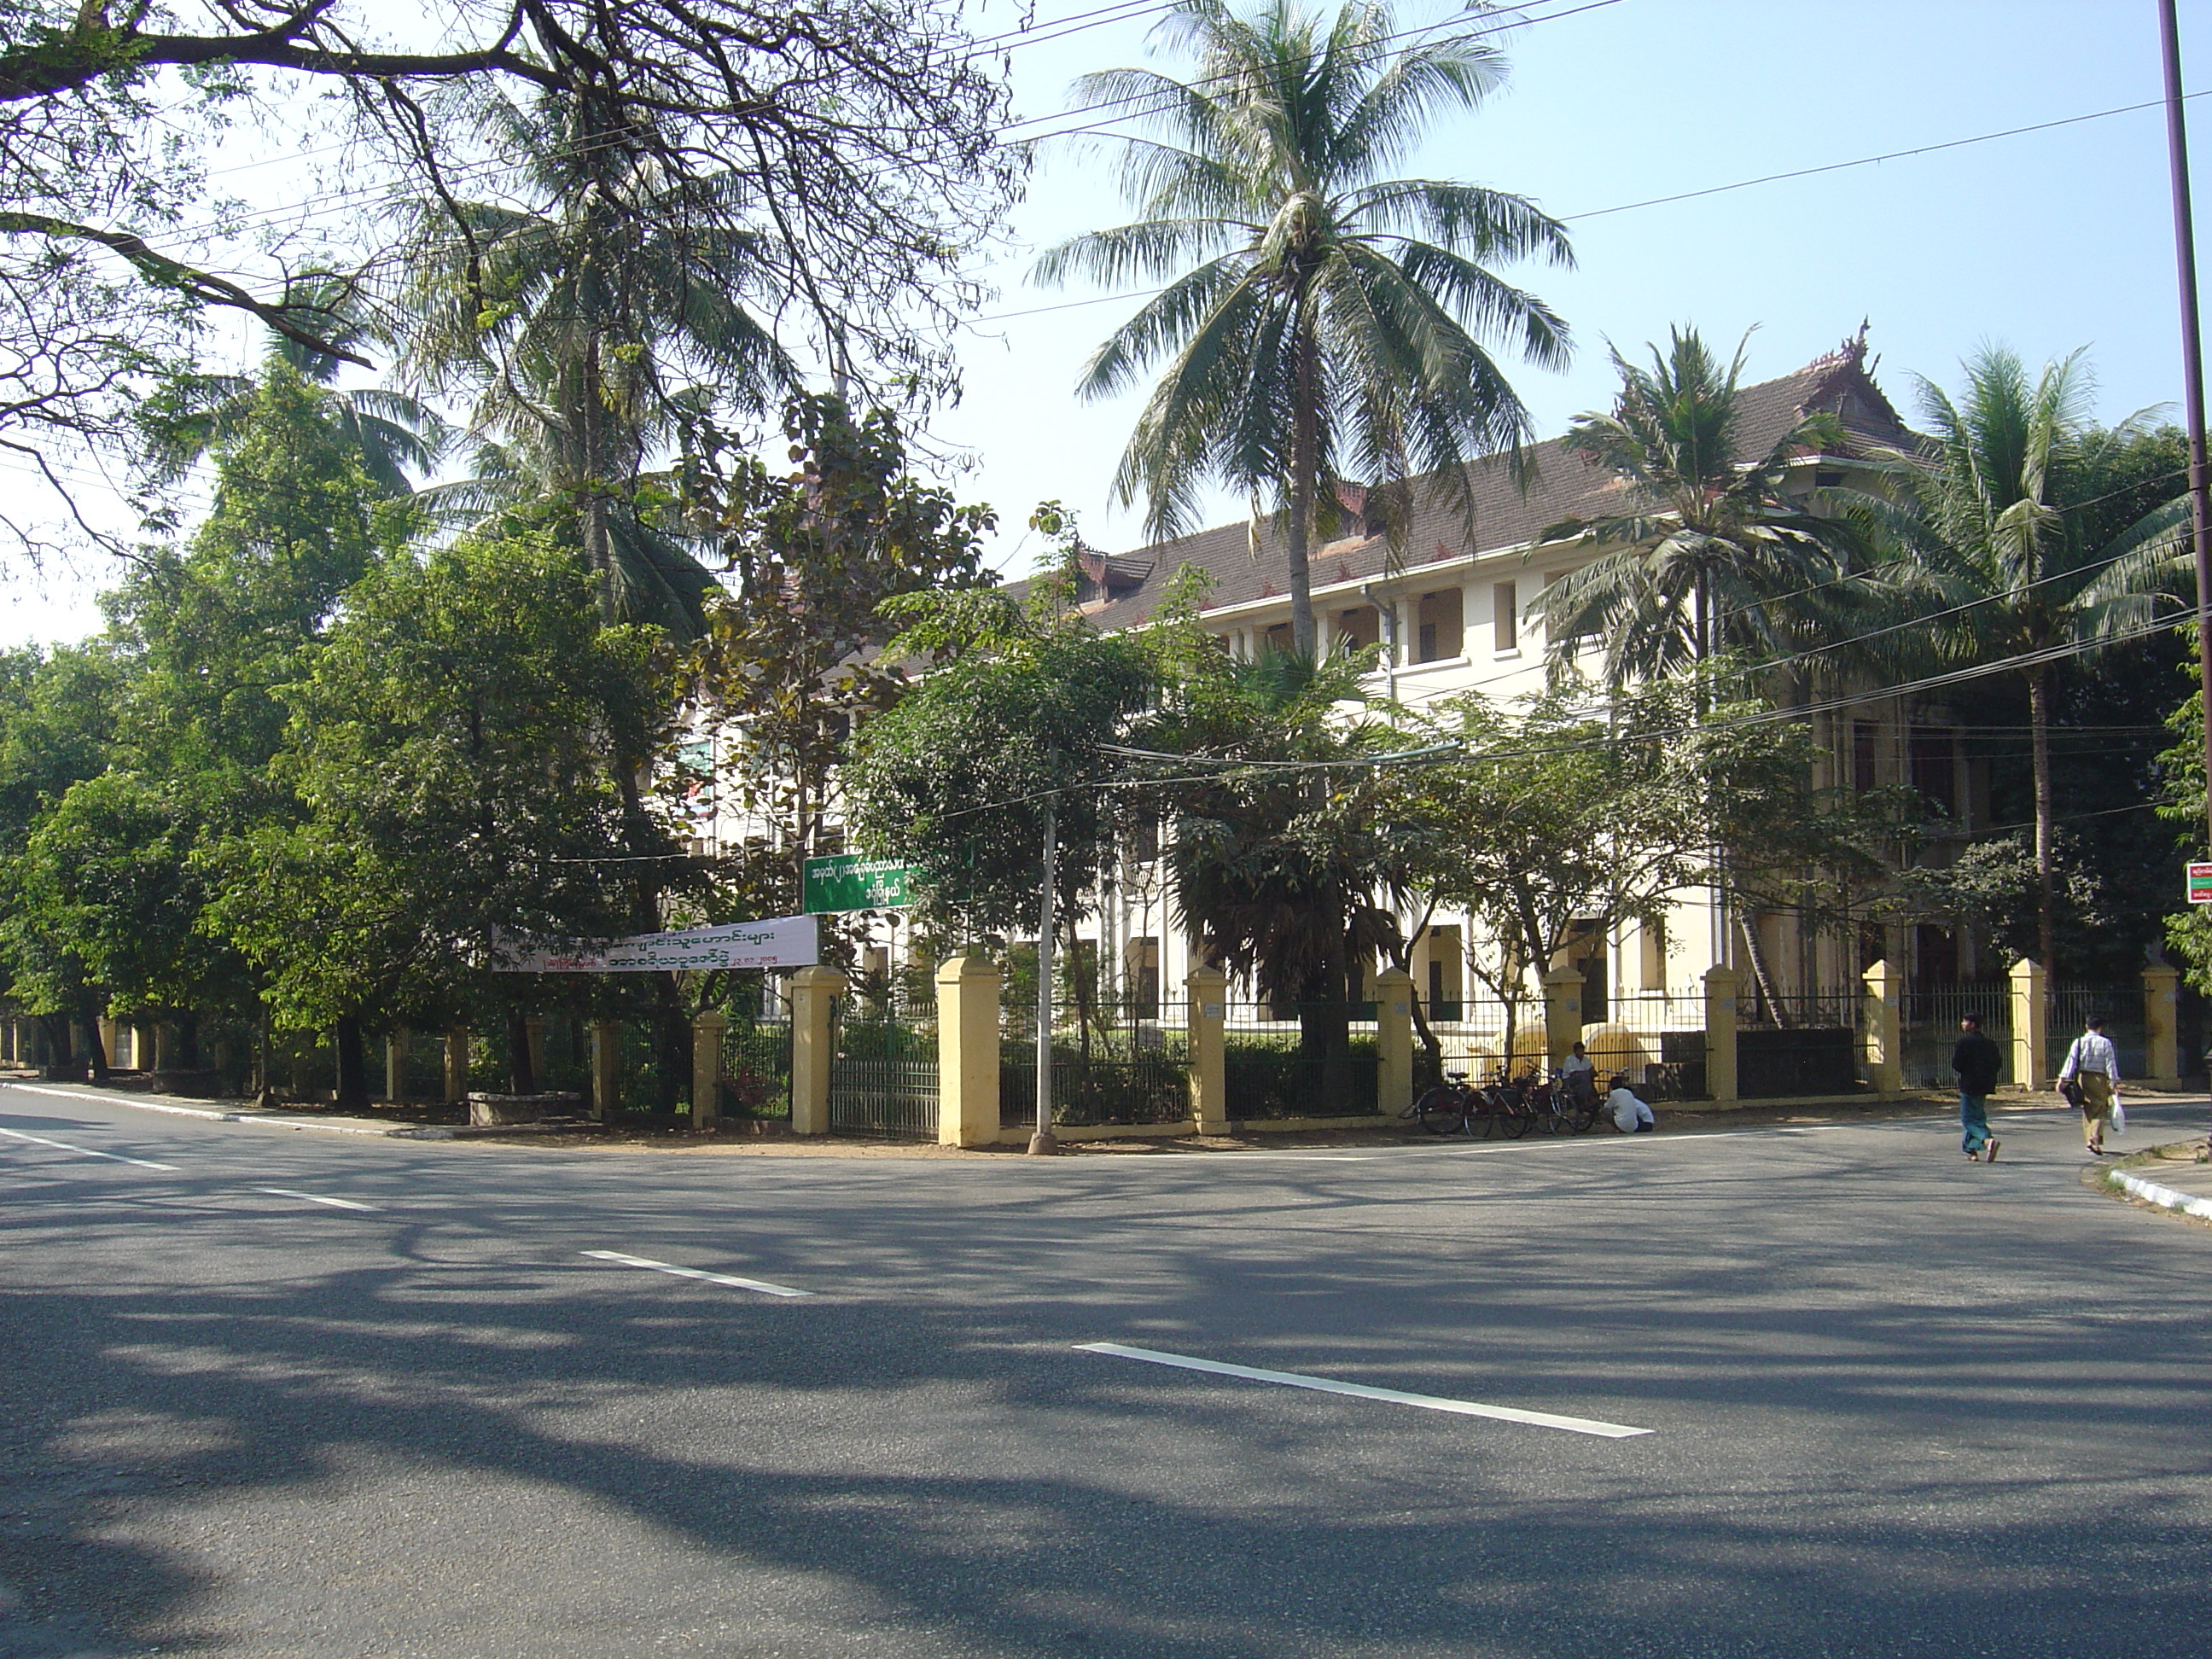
[255,1187,380,1212]
[0,1124,178,1171]
[581,1249,811,1298]
[1075,1342,1653,1439]
[3,1083,399,1137]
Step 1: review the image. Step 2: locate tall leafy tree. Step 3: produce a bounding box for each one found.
[212,531,672,1107]
[1034,0,1571,655]
[1873,347,2186,978]
[1534,327,1860,686]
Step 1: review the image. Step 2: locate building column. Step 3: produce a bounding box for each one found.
[591,1020,620,1121]
[2143,963,2180,1081]
[1863,958,1904,1095]
[788,966,844,1135]
[1375,967,1415,1117]
[690,1010,727,1127]
[1541,966,1584,1069]
[2009,958,2047,1088]
[385,1029,409,1105]
[1186,964,1229,1135]
[444,1028,469,1105]
[1703,966,1740,1104]
[935,953,1003,1149]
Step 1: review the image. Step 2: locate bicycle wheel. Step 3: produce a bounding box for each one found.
[1412,1086,1466,1138]
[1495,1094,1535,1138]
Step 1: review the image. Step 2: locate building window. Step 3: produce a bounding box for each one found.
[1492,580,1517,653]
[1414,589,1463,662]
[1263,622,1293,655]
[1335,605,1380,651]
[1910,726,1957,818]
[1639,920,1668,991]
[1852,722,1878,794]
[1126,937,1161,1018]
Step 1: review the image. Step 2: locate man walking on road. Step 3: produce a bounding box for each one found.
[1952,1012,2003,1162]
[2058,1013,2123,1156]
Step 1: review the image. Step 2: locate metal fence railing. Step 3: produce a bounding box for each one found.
[830,989,937,1139]
[2047,986,2146,1080]
[1224,1001,1380,1118]
[1001,1001,1191,1128]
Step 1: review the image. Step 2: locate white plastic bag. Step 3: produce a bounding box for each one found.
[2110,1097,2127,1137]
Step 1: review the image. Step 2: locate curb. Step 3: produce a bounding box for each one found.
[4,1081,424,1138]
[2105,1166,2212,1220]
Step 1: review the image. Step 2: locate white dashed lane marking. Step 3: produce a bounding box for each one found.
[1076,1342,1654,1438]
[0,1124,179,1171]
[255,1187,380,1212]
[581,1249,811,1298]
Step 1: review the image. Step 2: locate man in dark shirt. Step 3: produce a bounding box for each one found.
[1952,1012,2005,1162]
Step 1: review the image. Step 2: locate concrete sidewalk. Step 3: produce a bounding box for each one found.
[0,1074,468,1139]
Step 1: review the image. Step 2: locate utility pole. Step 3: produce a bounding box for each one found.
[1029,806,1058,1155]
[2159,0,2212,854]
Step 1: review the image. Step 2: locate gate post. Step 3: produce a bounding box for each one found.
[935,953,1002,1149]
[386,1028,409,1104]
[690,1010,727,1127]
[1541,966,1584,1069]
[444,1028,469,1104]
[2009,958,2046,1087]
[1375,967,1415,1118]
[591,1019,620,1121]
[1862,958,1903,1095]
[2143,962,2180,1080]
[788,966,843,1136]
[1186,963,1229,1134]
[1703,966,1741,1103]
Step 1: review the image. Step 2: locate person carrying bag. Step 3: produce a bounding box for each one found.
[2056,1015,2122,1157]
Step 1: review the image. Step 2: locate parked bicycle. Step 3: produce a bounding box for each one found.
[1404,1065,1604,1139]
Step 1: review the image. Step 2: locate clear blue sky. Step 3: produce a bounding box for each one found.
[8,0,2211,634]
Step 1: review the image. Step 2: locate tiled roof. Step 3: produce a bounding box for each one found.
[1045,343,1918,632]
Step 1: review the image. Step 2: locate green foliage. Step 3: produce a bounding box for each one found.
[1390,673,1889,1001]
[1535,326,1863,683]
[211,532,672,1033]
[846,594,1151,935]
[1034,0,1570,651]
[686,394,996,919]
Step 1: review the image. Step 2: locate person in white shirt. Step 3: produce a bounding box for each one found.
[1559,1041,1598,1112]
[1607,1074,1656,1133]
[2057,1015,2122,1156]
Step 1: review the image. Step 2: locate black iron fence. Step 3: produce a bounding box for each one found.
[1001,1001,1190,1128]
[720,1014,794,1118]
[830,989,937,1139]
[1224,1002,1380,1119]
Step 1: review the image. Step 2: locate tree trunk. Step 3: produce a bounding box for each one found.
[80,999,108,1081]
[2028,664,2057,976]
[1286,318,1320,656]
[504,1006,538,1094]
[1738,912,1791,1029]
[334,1016,370,1110]
[39,1013,76,1080]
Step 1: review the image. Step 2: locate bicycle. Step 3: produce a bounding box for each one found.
[1404,1072,1476,1136]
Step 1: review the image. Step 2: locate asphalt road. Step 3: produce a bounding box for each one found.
[3,1080,2209,1659]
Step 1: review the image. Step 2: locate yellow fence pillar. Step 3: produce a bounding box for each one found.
[1375,967,1415,1118]
[591,1020,620,1121]
[1185,964,1229,1135]
[2143,963,2180,1081]
[788,966,844,1136]
[386,1028,409,1104]
[96,1014,118,1073]
[2010,958,2047,1087]
[1862,958,1904,1095]
[444,1028,469,1105]
[1703,966,1741,1103]
[1541,966,1584,1070]
[690,1010,727,1128]
[936,954,1003,1149]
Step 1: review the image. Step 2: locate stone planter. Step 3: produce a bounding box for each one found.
[464,1091,585,1126]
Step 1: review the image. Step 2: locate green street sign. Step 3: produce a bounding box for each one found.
[803,854,917,913]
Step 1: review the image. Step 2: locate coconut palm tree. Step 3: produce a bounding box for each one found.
[1874,347,2187,977]
[399,90,795,637]
[1534,326,1861,687]
[144,274,449,497]
[1034,0,1572,656]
